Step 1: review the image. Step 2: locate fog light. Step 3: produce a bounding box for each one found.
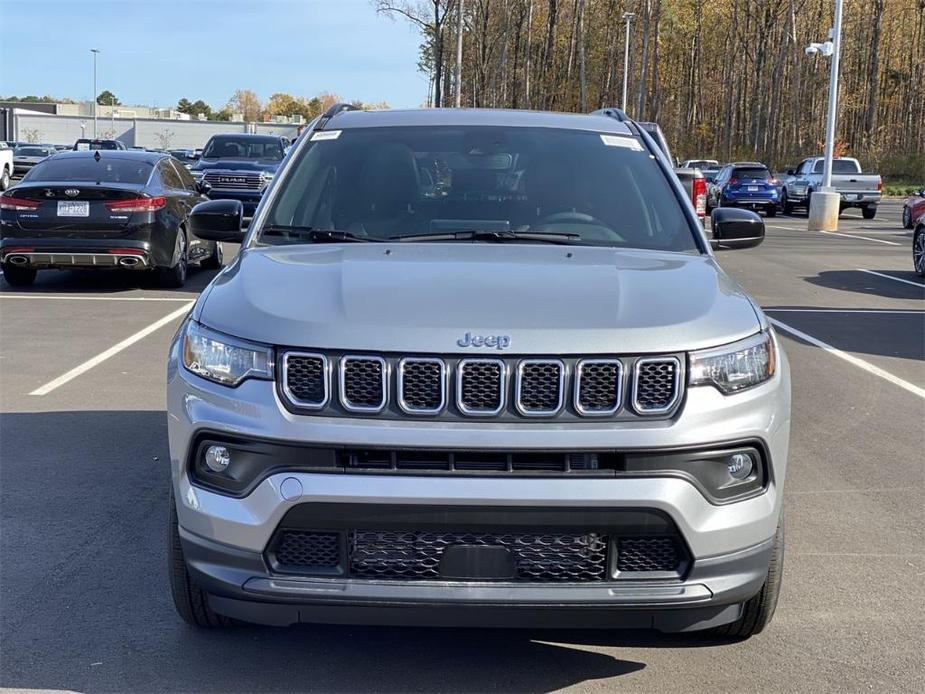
[204,445,231,472]
[727,452,754,480]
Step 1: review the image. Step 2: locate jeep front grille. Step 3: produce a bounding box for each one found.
[633,358,681,413]
[339,356,387,412]
[279,352,684,420]
[457,359,505,415]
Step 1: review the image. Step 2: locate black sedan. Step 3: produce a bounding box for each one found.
[0,150,223,287]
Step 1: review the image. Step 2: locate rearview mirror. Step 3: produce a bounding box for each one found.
[710,208,765,250]
[786,169,795,176]
[189,199,245,243]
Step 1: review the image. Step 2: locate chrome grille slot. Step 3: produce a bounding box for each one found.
[576,359,623,415]
[457,359,505,415]
[633,357,681,414]
[339,356,387,413]
[282,353,328,408]
[516,359,565,416]
[398,358,445,414]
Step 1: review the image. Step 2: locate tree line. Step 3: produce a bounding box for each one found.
[376,0,925,180]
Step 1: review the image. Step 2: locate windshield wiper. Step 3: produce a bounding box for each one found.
[390,229,583,245]
[261,225,383,243]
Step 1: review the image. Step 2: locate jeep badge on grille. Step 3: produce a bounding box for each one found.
[457,332,511,349]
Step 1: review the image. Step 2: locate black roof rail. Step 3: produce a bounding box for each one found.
[590,107,629,122]
[316,102,360,130]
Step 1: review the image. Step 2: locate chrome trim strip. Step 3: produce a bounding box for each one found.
[339,355,388,414]
[281,352,330,410]
[515,359,566,417]
[397,357,446,415]
[456,358,507,417]
[574,358,623,416]
[0,251,149,267]
[632,356,682,415]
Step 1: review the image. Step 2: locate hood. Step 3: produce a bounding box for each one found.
[198,244,761,354]
[191,159,279,173]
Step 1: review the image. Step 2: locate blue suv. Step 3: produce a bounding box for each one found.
[189,134,289,217]
[707,162,779,217]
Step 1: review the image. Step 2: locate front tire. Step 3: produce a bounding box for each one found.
[862,205,877,220]
[902,207,912,229]
[1,263,37,287]
[711,516,784,639]
[159,230,188,288]
[913,229,925,277]
[0,168,10,191]
[168,488,234,628]
[781,190,793,215]
[765,205,777,218]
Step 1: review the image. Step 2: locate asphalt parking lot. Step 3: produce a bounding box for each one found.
[1,200,922,693]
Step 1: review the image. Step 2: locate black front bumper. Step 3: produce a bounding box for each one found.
[179,503,773,632]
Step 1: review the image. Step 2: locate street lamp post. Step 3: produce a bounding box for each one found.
[454,0,464,108]
[806,0,843,232]
[621,12,635,114]
[111,95,115,136]
[90,48,100,138]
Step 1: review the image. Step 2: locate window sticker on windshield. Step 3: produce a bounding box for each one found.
[76,142,90,151]
[310,130,342,141]
[600,134,643,151]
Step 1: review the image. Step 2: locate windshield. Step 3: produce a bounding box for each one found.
[812,159,861,174]
[15,147,50,157]
[732,167,771,180]
[24,157,153,184]
[202,136,283,161]
[259,125,698,252]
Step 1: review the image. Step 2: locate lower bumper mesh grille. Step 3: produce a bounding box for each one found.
[268,529,687,581]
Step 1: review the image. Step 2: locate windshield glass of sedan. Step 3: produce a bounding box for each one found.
[260,126,698,251]
[24,157,154,184]
[14,147,50,157]
[202,136,283,161]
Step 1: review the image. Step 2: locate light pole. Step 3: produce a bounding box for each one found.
[90,48,100,137]
[111,94,115,136]
[454,0,464,108]
[621,12,634,114]
[805,0,843,231]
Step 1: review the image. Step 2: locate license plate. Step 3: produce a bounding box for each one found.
[747,185,759,191]
[57,201,89,217]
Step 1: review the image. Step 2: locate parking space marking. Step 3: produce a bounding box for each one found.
[29,302,193,396]
[857,269,925,288]
[818,230,901,245]
[768,317,925,400]
[0,294,193,302]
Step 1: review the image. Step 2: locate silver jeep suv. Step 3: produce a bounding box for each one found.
[167,106,790,637]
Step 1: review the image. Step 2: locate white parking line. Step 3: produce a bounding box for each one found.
[0,294,193,302]
[768,317,925,400]
[29,302,193,396]
[818,230,901,245]
[857,269,925,288]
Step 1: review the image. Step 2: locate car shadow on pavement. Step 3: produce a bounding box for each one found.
[0,409,723,694]
[804,270,924,300]
[765,306,925,363]
[0,265,220,295]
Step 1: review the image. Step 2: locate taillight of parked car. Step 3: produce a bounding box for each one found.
[877,180,882,192]
[769,178,779,185]
[105,196,167,213]
[728,177,738,186]
[692,177,707,218]
[0,193,41,211]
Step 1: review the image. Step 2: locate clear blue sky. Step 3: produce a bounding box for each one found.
[0,0,429,109]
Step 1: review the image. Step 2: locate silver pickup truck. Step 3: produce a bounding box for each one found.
[780,156,882,219]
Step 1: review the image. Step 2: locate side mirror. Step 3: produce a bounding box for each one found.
[197,180,212,195]
[189,199,245,243]
[710,207,764,250]
[786,169,795,176]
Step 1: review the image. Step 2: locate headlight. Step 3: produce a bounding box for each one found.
[689,331,775,394]
[182,321,273,386]
[191,170,204,181]
[259,170,274,188]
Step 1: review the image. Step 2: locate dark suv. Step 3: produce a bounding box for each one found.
[189,134,288,217]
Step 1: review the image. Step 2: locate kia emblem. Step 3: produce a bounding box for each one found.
[64,188,80,197]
